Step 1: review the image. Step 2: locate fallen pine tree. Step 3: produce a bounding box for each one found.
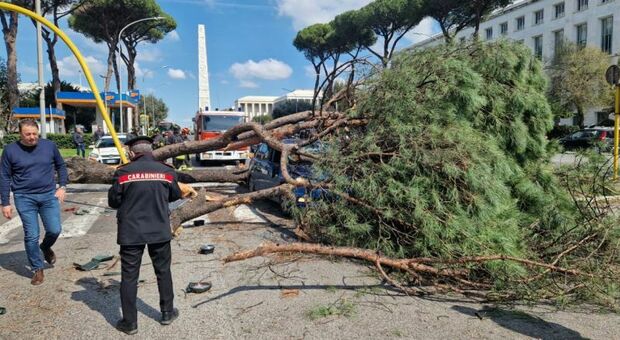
[62,40,620,306]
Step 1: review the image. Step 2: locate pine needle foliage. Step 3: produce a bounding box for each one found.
[297,41,609,292]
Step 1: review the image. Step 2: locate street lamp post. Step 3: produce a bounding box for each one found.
[118,16,165,134]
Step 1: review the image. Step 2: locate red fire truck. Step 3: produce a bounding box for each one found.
[193,110,249,164]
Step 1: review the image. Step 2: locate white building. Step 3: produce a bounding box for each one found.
[234,89,320,121]
[234,96,277,121]
[415,0,620,126]
[273,89,317,107]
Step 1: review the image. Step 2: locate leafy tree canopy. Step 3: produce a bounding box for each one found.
[300,41,582,288]
[547,42,612,126]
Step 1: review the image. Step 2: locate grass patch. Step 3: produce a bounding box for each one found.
[307,298,355,320]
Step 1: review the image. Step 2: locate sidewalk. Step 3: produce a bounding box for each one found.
[0,196,618,339]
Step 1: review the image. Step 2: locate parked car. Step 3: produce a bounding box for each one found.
[247,140,329,209]
[88,134,128,164]
[559,127,614,152]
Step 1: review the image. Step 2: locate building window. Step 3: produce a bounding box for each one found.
[516,16,525,31]
[500,22,508,35]
[554,2,565,19]
[601,16,613,53]
[485,27,493,40]
[533,35,543,59]
[577,0,588,11]
[554,29,564,55]
[576,23,587,47]
[601,0,613,3]
[534,10,544,25]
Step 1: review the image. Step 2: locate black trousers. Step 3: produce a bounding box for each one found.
[120,241,174,324]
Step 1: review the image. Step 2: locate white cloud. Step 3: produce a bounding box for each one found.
[404,18,438,44]
[134,62,154,79]
[168,68,187,79]
[166,30,180,42]
[276,0,372,30]
[230,58,292,81]
[57,55,106,78]
[220,79,229,84]
[136,47,162,62]
[239,80,259,88]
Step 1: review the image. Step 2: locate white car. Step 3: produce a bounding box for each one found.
[89,134,128,164]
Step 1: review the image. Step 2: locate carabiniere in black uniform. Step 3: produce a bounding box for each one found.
[108,136,182,334]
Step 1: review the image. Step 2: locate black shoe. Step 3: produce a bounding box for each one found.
[39,245,56,265]
[160,308,179,325]
[115,319,138,335]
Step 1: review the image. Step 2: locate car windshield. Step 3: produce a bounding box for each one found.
[202,115,243,132]
[96,137,126,148]
[571,130,601,139]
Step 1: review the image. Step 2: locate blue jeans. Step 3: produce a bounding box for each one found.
[76,143,85,158]
[14,191,62,271]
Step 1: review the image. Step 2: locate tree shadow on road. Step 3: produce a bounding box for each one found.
[0,250,34,278]
[71,277,161,327]
[451,305,585,340]
[191,283,403,308]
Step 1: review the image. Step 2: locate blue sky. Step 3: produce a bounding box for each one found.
[1,0,439,127]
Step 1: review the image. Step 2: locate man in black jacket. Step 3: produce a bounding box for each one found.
[108,136,183,335]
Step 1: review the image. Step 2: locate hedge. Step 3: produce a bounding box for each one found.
[1,133,93,149]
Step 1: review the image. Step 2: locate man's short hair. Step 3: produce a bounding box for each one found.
[130,143,153,154]
[18,119,39,132]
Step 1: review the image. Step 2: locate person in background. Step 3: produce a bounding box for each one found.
[72,127,85,158]
[108,136,183,335]
[93,126,104,142]
[0,119,68,285]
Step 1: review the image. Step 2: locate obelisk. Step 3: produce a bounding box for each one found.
[198,24,211,112]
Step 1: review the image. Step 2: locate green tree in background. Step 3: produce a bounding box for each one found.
[547,42,612,127]
[69,0,175,93]
[356,0,424,67]
[119,2,175,91]
[22,1,86,107]
[141,93,168,124]
[0,1,25,118]
[272,100,314,119]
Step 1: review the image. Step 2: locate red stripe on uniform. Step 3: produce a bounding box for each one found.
[119,172,173,184]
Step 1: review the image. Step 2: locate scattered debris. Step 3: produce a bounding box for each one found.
[185,281,212,294]
[73,255,115,271]
[280,289,300,298]
[63,207,77,212]
[102,271,121,276]
[73,208,91,215]
[0,307,5,315]
[199,244,214,255]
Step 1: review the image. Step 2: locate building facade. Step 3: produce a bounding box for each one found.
[234,96,277,122]
[415,0,619,126]
[234,89,319,122]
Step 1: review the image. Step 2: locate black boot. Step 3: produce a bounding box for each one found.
[160,308,179,325]
[115,319,138,335]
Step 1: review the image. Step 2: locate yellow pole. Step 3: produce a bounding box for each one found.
[0,2,128,163]
[615,85,620,180]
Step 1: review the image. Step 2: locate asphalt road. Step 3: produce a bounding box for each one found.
[0,183,619,339]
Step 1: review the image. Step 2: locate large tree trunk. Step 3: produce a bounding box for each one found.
[170,185,291,234]
[65,157,249,185]
[1,11,19,123]
[126,46,137,91]
[104,42,117,92]
[44,34,61,107]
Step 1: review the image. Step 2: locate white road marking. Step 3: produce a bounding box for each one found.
[60,197,107,238]
[233,204,266,223]
[0,216,24,244]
